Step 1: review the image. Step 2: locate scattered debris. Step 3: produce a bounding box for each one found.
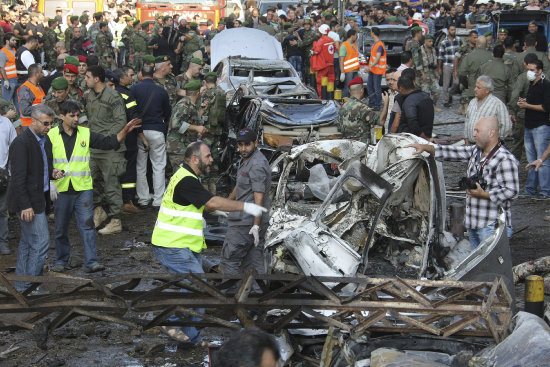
[513,256,550,288]
[0,343,20,359]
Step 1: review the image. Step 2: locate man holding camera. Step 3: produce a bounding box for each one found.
[408,116,519,249]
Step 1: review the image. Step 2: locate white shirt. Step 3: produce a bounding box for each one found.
[0,116,17,170]
[397,64,410,71]
[328,31,340,58]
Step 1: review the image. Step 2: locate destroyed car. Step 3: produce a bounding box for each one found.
[211,27,301,100]
[264,134,515,294]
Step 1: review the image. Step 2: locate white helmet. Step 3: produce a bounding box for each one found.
[318,24,330,35]
[412,13,422,21]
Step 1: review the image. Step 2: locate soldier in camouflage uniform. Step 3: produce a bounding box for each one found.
[337,77,379,144]
[46,57,85,107]
[77,55,88,93]
[419,34,440,108]
[167,80,205,169]
[180,22,202,72]
[43,18,58,70]
[150,16,163,39]
[208,21,225,40]
[458,36,491,106]
[89,12,103,48]
[96,22,114,70]
[296,19,316,82]
[454,31,478,113]
[129,21,149,72]
[200,72,227,194]
[65,15,79,51]
[79,14,89,39]
[176,57,203,102]
[153,55,178,106]
[45,77,86,126]
[503,33,517,76]
[410,27,423,84]
[120,16,135,68]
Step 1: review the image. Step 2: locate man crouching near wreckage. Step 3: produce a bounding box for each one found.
[150,141,267,345]
[407,116,519,249]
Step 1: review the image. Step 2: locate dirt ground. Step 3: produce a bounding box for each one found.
[1,141,549,367]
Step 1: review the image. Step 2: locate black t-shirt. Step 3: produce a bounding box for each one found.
[173,163,213,208]
[525,78,550,129]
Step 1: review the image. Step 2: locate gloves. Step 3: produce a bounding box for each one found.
[212,210,229,217]
[249,225,260,247]
[3,80,9,90]
[340,73,345,82]
[49,181,58,202]
[243,202,268,217]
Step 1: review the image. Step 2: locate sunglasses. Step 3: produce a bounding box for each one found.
[34,118,52,127]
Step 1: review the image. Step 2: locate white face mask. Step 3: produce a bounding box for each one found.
[527,70,537,81]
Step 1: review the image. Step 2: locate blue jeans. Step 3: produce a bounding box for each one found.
[153,246,204,344]
[525,125,550,197]
[54,190,98,268]
[468,223,513,250]
[1,78,17,109]
[15,211,50,291]
[367,72,382,109]
[289,55,302,79]
[342,71,359,98]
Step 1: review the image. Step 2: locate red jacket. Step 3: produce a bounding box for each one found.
[311,34,335,70]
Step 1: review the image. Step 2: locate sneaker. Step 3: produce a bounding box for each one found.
[532,194,550,201]
[98,218,122,235]
[94,206,108,228]
[0,243,11,255]
[29,287,49,296]
[123,202,141,214]
[50,264,66,273]
[84,263,105,273]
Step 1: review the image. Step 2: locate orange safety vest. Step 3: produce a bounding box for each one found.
[17,80,45,126]
[342,41,359,73]
[369,40,387,75]
[0,47,16,79]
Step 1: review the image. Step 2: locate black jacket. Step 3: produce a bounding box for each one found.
[397,89,434,138]
[8,128,51,213]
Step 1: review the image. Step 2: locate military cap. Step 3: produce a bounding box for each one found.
[204,71,217,79]
[64,64,79,74]
[51,77,69,90]
[70,15,79,22]
[143,54,156,64]
[93,12,103,18]
[99,21,108,28]
[483,30,493,37]
[304,19,312,25]
[243,21,249,26]
[218,20,226,25]
[162,15,171,22]
[348,76,363,87]
[133,19,140,27]
[388,16,397,22]
[183,80,201,90]
[78,55,87,63]
[323,11,332,17]
[155,55,170,63]
[498,28,509,34]
[105,70,119,84]
[65,56,80,67]
[47,18,57,25]
[411,26,422,33]
[125,16,135,22]
[347,16,357,21]
[190,22,198,28]
[284,22,292,27]
[79,14,88,23]
[190,57,204,66]
[425,33,435,40]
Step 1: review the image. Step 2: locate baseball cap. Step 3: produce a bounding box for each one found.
[236,128,257,143]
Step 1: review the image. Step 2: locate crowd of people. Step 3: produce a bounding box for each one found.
[0,0,550,351]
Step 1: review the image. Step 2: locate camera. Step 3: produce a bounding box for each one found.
[458,173,487,190]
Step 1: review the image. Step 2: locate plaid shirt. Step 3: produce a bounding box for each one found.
[464,94,511,142]
[438,36,464,66]
[435,144,519,229]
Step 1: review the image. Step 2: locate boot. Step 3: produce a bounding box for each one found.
[98,218,122,235]
[123,202,141,214]
[94,206,108,229]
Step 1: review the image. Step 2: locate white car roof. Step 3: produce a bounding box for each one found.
[211,27,284,69]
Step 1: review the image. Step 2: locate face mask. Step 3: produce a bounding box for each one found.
[527,70,537,81]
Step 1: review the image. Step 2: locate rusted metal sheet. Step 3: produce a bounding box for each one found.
[0,273,512,342]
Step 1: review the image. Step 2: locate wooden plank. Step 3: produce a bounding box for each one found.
[0,272,29,308]
[389,311,441,335]
[353,309,386,334]
[302,308,351,331]
[441,315,480,337]
[394,276,433,308]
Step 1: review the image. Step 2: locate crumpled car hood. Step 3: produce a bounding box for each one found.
[260,99,340,128]
[211,28,284,69]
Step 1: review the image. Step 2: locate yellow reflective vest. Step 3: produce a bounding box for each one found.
[151,166,206,253]
[48,126,93,192]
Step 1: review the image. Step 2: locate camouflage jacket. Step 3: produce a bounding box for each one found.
[167,96,201,155]
[455,43,474,65]
[182,31,201,56]
[130,30,149,53]
[337,97,379,144]
[411,39,423,74]
[275,30,289,44]
[200,85,226,137]
[298,29,316,52]
[154,74,178,106]
[45,97,85,127]
[121,25,134,48]
[43,27,57,52]
[45,85,84,107]
[64,26,74,50]
[95,30,113,57]
[420,45,438,80]
[89,22,100,47]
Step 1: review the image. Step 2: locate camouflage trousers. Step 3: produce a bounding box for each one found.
[201,134,222,195]
[420,78,440,104]
[100,55,115,70]
[45,51,57,71]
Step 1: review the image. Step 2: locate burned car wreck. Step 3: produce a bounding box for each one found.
[264,134,514,294]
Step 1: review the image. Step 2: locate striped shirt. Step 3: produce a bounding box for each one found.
[438,36,463,67]
[464,94,511,142]
[435,144,519,229]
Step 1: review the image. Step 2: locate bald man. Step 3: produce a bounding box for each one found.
[407,116,519,249]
